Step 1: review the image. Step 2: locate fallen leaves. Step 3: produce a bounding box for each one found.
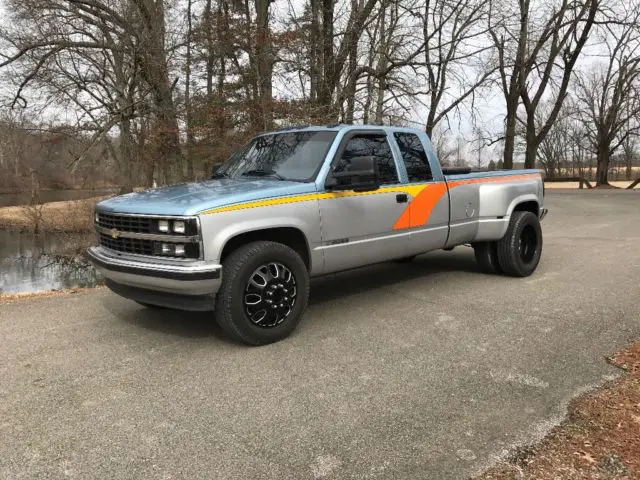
[477,341,640,480]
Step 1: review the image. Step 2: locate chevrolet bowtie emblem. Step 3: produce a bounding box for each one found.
[110,228,120,239]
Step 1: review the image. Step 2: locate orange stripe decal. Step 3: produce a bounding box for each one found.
[393,182,447,230]
[392,173,540,230]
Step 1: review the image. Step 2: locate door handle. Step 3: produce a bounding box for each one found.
[396,193,408,203]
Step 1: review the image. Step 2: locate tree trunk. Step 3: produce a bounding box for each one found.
[153,76,183,184]
[185,0,195,180]
[596,147,610,186]
[524,111,537,169]
[138,0,183,184]
[374,4,387,125]
[425,112,436,138]
[503,101,518,169]
[344,1,359,125]
[119,118,135,191]
[317,0,335,112]
[205,0,215,97]
[309,0,320,103]
[255,0,273,131]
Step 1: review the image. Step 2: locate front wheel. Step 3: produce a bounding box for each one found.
[214,241,310,346]
[496,211,543,277]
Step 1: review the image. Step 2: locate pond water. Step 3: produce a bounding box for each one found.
[0,230,102,293]
[0,188,119,207]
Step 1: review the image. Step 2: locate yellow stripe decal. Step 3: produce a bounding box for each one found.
[200,173,540,216]
[200,185,427,215]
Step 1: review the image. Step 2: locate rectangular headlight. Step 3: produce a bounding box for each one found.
[173,221,186,234]
[158,220,170,232]
[174,244,185,256]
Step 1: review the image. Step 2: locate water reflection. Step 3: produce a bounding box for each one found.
[0,230,101,293]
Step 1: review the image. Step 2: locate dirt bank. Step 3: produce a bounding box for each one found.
[477,341,640,479]
[0,286,105,304]
[0,197,107,233]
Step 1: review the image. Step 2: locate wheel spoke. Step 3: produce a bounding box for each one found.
[249,271,269,288]
[245,293,262,305]
[251,309,268,324]
[244,262,297,329]
[269,263,280,279]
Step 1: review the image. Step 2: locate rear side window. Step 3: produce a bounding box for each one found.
[333,134,398,184]
[394,133,433,182]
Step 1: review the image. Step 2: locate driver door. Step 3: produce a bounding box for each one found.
[318,131,411,274]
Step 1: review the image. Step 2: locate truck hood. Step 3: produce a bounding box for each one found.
[96,178,318,216]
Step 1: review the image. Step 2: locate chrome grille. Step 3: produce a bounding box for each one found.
[97,212,152,233]
[94,212,201,259]
[98,233,154,256]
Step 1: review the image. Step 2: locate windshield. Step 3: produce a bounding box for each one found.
[215,131,337,182]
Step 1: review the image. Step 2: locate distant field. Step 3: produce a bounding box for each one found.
[543,166,640,180]
[545,180,638,189]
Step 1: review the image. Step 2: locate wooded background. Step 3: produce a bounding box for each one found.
[1,0,639,193]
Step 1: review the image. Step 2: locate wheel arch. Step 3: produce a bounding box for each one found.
[507,195,540,218]
[219,227,312,271]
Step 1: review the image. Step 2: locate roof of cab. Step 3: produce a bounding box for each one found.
[259,123,424,135]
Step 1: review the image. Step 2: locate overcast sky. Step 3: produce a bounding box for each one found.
[0,0,612,164]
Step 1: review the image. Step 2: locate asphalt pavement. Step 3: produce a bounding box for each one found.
[1,189,639,479]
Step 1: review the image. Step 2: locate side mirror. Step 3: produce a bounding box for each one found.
[326,156,380,192]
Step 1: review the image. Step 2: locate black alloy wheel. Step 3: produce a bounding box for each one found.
[244,262,297,328]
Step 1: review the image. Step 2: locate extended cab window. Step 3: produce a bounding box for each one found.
[333,134,398,184]
[394,133,433,182]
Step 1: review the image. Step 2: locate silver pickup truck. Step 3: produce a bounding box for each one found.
[88,124,547,345]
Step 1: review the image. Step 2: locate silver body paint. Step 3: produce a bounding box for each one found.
[89,125,546,303]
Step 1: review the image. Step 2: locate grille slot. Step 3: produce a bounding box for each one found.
[98,233,154,256]
[97,213,152,233]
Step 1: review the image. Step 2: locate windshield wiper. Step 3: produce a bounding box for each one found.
[211,171,230,179]
[241,169,287,181]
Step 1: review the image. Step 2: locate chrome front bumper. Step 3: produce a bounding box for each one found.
[87,246,222,296]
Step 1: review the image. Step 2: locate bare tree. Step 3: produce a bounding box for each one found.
[620,134,638,180]
[470,126,488,169]
[420,0,494,136]
[572,11,640,186]
[536,106,572,178]
[0,0,184,184]
[490,0,599,169]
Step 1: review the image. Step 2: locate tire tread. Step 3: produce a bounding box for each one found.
[496,211,542,277]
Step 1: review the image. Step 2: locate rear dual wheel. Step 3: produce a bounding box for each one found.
[474,211,542,277]
[473,242,502,274]
[496,211,543,277]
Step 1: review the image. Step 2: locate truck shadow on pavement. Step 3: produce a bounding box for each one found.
[107,249,481,340]
[308,248,479,307]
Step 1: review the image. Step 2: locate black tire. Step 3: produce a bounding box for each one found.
[214,241,310,346]
[496,211,543,277]
[473,242,502,274]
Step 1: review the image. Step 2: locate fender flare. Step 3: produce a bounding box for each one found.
[208,216,312,264]
[505,194,540,218]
